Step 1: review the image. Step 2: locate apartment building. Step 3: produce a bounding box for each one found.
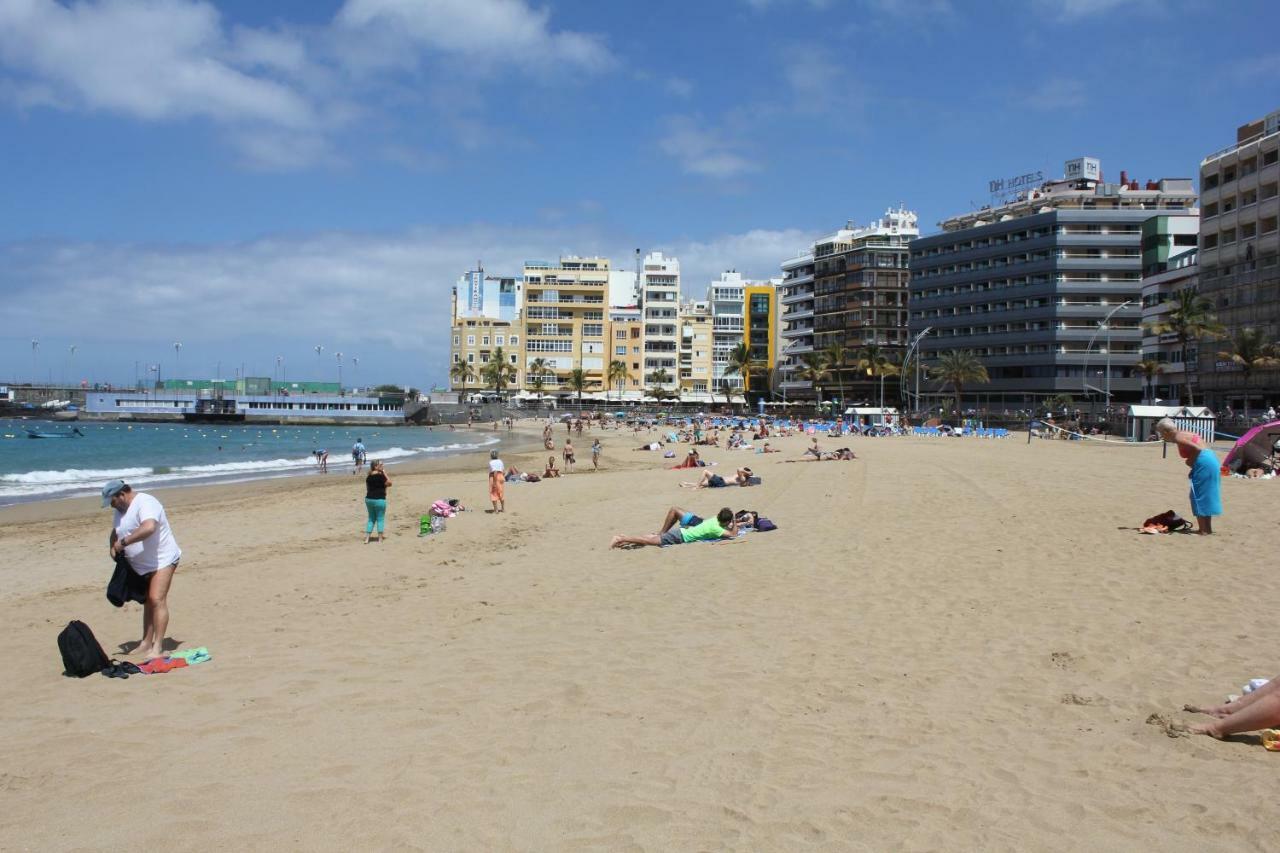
[522,256,612,394]
[640,251,681,391]
[813,208,917,402]
[909,158,1196,409]
[449,283,521,393]
[1196,108,1280,409]
[744,281,779,400]
[678,301,714,399]
[709,271,747,395]
[1140,213,1200,403]
[607,306,644,399]
[454,264,522,322]
[778,251,816,398]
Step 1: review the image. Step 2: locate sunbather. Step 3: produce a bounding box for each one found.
[610,507,738,549]
[680,467,757,488]
[543,455,561,478]
[1185,675,1280,738]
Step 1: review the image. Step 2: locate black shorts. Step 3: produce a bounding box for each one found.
[707,475,726,488]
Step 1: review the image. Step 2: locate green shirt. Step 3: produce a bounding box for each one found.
[681,517,726,543]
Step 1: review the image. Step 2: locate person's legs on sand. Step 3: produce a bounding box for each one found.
[136,566,175,660]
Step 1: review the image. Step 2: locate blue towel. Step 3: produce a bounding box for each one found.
[1189,448,1223,518]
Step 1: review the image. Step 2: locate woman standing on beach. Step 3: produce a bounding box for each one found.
[364,460,391,543]
[488,449,506,513]
[1155,418,1222,534]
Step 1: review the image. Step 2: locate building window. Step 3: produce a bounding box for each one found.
[467,353,474,363]
[583,323,604,337]
[482,336,490,346]
[466,335,475,345]
[495,335,504,346]
[509,335,518,346]
[452,335,460,346]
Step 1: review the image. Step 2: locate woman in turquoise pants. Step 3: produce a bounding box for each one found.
[363,459,392,543]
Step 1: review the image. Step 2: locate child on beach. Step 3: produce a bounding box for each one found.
[487,450,505,513]
[591,439,601,470]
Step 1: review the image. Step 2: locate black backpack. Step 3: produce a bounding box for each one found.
[58,620,110,678]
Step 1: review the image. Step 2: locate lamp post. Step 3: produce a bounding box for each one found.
[902,326,932,416]
[69,344,77,385]
[31,339,39,384]
[173,341,182,376]
[1081,300,1132,413]
[351,357,359,392]
[335,352,343,392]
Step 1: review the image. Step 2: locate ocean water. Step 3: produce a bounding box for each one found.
[0,419,498,505]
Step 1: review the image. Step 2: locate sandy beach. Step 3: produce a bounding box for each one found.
[1,424,1277,851]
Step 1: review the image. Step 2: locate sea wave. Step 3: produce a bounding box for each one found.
[0,436,500,501]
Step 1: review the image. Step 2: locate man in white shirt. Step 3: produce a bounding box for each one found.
[103,480,182,661]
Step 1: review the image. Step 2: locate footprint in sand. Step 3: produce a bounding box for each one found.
[1145,712,1190,738]
[1050,651,1078,670]
[1061,693,1097,706]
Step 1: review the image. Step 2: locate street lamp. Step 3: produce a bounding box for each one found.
[173,341,182,376]
[31,339,39,384]
[69,344,77,385]
[351,357,359,392]
[1081,300,1133,410]
[335,352,343,391]
[902,327,933,415]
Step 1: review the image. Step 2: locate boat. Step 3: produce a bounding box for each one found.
[52,404,80,421]
[25,427,85,439]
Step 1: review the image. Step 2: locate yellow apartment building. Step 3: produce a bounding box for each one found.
[522,256,611,395]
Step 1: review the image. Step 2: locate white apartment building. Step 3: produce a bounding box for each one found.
[641,251,681,390]
[709,271,747,394]
[778,251,816,398]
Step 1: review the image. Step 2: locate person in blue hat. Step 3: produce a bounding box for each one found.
[103,480,182,660]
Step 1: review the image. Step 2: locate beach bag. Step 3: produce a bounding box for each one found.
[58,620,110,677]
[755,517,778,532]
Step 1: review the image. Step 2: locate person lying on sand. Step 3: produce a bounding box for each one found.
[1184,675,1280,739]
[679,467,757,489]
[634,441,664,451]
[610,507,738,549]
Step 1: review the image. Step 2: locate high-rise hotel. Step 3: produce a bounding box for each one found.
[1195,108,1280,410]
[909,158,1196,409]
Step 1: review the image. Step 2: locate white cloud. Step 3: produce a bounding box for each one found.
[2,223,813,386]
[333,0,615,73]
[658,115,759,179]
[0,0,615,169]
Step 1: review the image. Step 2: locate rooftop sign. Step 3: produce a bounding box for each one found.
[989,169,1045,202]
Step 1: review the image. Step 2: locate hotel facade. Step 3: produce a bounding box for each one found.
[909,158,1196,409]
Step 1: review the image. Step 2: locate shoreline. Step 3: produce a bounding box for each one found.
[0,422,549,523]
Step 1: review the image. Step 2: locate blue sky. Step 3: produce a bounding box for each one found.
[1,0,1277,388]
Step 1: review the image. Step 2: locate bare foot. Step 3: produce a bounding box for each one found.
[609,535,623,549]
[131,644,160,660]
[1189,722,1223,738]
[1183,703,1231,718]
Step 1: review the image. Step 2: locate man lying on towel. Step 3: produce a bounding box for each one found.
[610,507,738,549]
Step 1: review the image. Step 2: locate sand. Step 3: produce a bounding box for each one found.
[1,424,1277,851]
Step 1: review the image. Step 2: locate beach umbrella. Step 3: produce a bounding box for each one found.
[1223,420,1280,468]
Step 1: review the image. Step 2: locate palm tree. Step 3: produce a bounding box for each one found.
[527,357,550,401]
[1147,289,1224,406]
[856,343,899,408]
[648,367,672,388]
[481,353,516,402]
[449,360,475,391]
[645,384,669,403]
[796,353,827,406]
[1217,328,1280,420]
[564,367,588,409]
[607,360,631,404]
[1134,358,1163,405]
[930,350,989,420]
[821,342,850,411]
[722,342,756,412]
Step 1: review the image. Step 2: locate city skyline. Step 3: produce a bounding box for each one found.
[2,0,1277,387]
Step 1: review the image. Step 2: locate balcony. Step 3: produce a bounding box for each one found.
[781,288,815,305]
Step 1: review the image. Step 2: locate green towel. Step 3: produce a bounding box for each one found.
[169,647,211,664]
